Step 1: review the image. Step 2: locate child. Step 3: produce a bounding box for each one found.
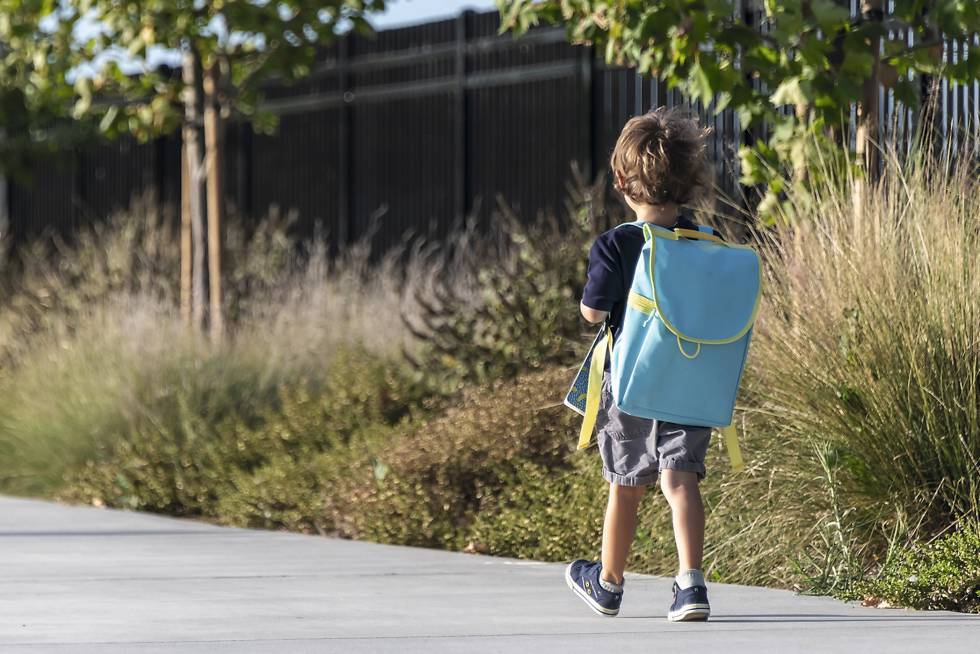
[566,107,717,621]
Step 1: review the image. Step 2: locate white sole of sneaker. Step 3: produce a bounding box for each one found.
[564,562,619,617]
[667,604,711,622]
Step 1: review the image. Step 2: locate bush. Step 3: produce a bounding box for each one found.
[844,525,980,612]
[747,144,980,552]
[467,457,607,561]
[404,173,625,390]
[326,367,576,549]
[58,345,421,519]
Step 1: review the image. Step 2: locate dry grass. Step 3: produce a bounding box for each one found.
[0,204,485,495]
[743,141,980,582]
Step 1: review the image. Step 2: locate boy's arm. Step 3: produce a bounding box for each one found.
[580,233,622,326]
[580,302,608,324]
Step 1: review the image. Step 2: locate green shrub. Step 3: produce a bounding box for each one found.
[404,174,624,390]
[212,451,344,534]
[468,457,606,561]
[58,345,421,519]
[318,363,817,588]
[326,367,577,549]
[843,525,980,612]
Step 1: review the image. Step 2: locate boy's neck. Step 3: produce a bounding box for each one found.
[633,203,679,227]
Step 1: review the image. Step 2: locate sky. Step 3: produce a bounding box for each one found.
[371,0,498,29]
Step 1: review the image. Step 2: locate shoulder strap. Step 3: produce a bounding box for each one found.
[576,326,613,450]
[718,424,744,472]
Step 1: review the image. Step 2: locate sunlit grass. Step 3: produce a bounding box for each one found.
[746,140,980,572]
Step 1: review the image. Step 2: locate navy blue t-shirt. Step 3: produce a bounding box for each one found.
[581,213,722,345]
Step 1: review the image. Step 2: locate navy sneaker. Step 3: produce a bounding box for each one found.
[668,581,711,621]
[564,560,623,616]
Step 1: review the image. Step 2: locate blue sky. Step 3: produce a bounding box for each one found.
[371,1,498,28]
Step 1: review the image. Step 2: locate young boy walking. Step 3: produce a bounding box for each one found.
[566,108,717,621]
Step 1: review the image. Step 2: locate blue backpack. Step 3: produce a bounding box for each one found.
[577,220,762,471]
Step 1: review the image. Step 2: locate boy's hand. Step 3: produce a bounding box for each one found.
[580,301,608,325]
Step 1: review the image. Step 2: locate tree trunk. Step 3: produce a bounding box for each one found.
[854,0,883,230]
[179,137,193,327]
[203,62,224,343]
[182,49,207,332]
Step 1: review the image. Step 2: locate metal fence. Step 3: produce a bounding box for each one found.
[6,7,979,253]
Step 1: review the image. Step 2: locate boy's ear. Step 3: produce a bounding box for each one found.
[614,171,626,189]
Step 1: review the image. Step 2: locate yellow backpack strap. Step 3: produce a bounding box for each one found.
[577,326,613,450]
[718,423,744,472]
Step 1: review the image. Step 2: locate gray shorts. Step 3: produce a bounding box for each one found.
[595,371,712,486]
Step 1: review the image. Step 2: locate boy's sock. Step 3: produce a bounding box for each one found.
[675,569,705,590]
[598,575,624,594]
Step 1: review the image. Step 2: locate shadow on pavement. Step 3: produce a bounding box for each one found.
[616,613,978,622]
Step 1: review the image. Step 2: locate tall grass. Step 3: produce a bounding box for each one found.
[747,142,980,558]
[0,204,456,497]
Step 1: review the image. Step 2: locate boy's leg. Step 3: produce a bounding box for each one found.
[599,482,646,585]
[565,371,658,616]
[659,469,704,570]
[656,423,712,622]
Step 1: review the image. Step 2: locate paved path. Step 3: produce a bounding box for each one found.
[1,495,978,653]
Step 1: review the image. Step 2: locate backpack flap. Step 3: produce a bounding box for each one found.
[638,223,760,345]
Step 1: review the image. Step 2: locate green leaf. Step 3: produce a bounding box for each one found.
[98,104,119,133]
[893,79,919,107]
[809,0,850,29]
[690,61,713,106]
[771,77,807,106]
[713,91,732,114]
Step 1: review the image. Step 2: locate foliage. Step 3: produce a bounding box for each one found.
[0,206,425,498]
[498,0,980,217]
[0,199,179,362]
[0,1,100,177]
[747,142,980,537]
[0,0,387,248]
[65,0,386,138]
[467,457,606,562]
[843,525,980,612]
[325,363,822,588]
[57,345,421,518]
[326,367,575,548]
[404,173,623,390]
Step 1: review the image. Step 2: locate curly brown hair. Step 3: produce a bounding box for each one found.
[610,107,712,206]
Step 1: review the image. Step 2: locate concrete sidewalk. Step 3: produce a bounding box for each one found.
[1,496,977,653]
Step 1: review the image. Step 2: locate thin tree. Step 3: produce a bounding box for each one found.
[27,0,386,337]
